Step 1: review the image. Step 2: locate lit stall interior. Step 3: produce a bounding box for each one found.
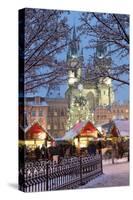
[73,121,101,149]
[19,121,53,149]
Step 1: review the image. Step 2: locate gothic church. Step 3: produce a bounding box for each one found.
[65,27,115,130]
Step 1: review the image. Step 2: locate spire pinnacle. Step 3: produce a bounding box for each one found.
[81,47,84,56]
[96,40,107,59]
[72,25,76,41]
[70,26,79,57]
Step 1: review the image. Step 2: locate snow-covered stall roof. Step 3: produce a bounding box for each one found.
[113,119,129,136]
[101,122,114,136]
[100,119,129,137]
[56,120,101,141]
[25,121,54,141]
[62,121,86,140]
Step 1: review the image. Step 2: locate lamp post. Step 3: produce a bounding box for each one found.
[97,139,103,174]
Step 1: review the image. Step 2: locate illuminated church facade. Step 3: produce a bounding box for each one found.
[65,27,115,130]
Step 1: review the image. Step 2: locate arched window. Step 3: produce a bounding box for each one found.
[54,107,58,116]
[87,92,95,111]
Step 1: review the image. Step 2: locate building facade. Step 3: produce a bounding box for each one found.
[66,28,115,130]
[24,96,68,138]
[46,98,68,138]
[94,103,129,124]
[25,96,48,129]
[24,96,129,138]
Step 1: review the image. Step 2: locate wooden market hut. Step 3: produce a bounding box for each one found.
[60,120,102,151]
[74,121,102,151]
[20,121,54,148]
[101,119,129,139]
[112,119,129,138]
[100,120,129,160]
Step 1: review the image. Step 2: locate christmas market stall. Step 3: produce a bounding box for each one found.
[112,119,129,139]
[101,119,129,139]
[59,120,102,154]
[19,121,54,149]
[100,119,129,160]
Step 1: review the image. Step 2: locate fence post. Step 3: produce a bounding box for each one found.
[80,156,83,185]
[98,141,103,174]
[100,151,103,174]
[46,161,49,191]
[112,146,115,164]
[128,149,129,162]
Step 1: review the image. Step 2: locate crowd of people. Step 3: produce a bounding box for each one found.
[19,139,129,164]
[19,143,76,162]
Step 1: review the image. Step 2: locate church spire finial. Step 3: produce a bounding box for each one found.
[96,40,107,59]
[73,25,76,41]
[68,26,79,58]
[81,47,84,56]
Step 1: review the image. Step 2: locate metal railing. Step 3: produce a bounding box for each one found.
[19,154,103,192]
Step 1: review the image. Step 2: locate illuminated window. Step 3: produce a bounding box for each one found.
[47,124,51,130]
[79,138,88,148]
[39,110,43,116]
[54,111,57,116]
[54,125,57,130]
[47,141,52,148]
[113,115,116,120]
[31,111,36,116]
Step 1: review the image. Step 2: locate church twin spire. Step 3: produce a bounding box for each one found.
[67,26,83,60]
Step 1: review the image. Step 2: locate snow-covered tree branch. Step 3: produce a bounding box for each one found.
[19,8,71,92]
[79,12,129,85]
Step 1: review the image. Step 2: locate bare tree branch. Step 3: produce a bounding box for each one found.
[79,12,129,86]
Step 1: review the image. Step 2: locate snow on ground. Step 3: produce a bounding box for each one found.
[79,159,129,189]
[103,157,128,165]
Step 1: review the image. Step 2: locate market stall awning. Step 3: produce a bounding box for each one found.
[25,121,54,140]
[61,121,86,140]
[109,124,120,137]
[114,120,129,137]
[100,119,129,137]
[80,121,100,138]
[60,120,101,141]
